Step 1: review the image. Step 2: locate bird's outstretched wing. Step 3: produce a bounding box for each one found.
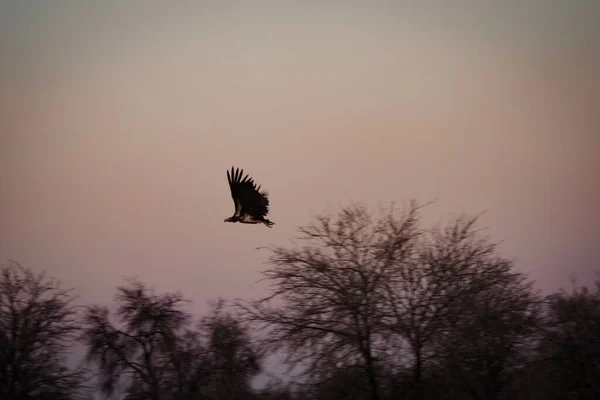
[227,167,270,218]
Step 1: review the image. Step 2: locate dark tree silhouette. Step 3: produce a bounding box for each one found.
[195,299,263,400]
[82,281,263,400]
[81,280,193,400]
[238,203,553,400]
[0,260,86,400]
[533,279,600,400]
[431,264,542,399]
[382,214,542,399]
[239,201,425,400]
[7,200,593,400]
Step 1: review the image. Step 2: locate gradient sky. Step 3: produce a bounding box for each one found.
[1,0,599,328]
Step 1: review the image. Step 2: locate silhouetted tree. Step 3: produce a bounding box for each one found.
[0,260,86,400]
[239,201,426,400]
[239,202,552,400]
[432,265,541,399]
[532,279,600,400]
[382,215,542,399]
[81,280,193,400]
[82,281,263,400]
[195,299,262,400]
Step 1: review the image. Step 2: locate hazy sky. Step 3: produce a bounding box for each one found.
[1,0,599,321]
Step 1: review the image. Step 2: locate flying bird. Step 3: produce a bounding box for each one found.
[224,167,274,228]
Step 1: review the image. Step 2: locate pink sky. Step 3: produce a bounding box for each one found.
[1,1,599,322]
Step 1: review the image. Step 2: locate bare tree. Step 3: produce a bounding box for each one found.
[0,260,86,400]
[239,201,425,400]
[532,279,600,400]
[381,214,540,394]
[82,281,263,400]
[433,267,542,400]
[195,299,262,400]
[238,203,546,400]
[81,279,193,400]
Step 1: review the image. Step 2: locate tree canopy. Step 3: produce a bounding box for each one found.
[3,201,598,400]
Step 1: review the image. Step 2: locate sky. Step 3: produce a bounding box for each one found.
[1,0,599,374]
